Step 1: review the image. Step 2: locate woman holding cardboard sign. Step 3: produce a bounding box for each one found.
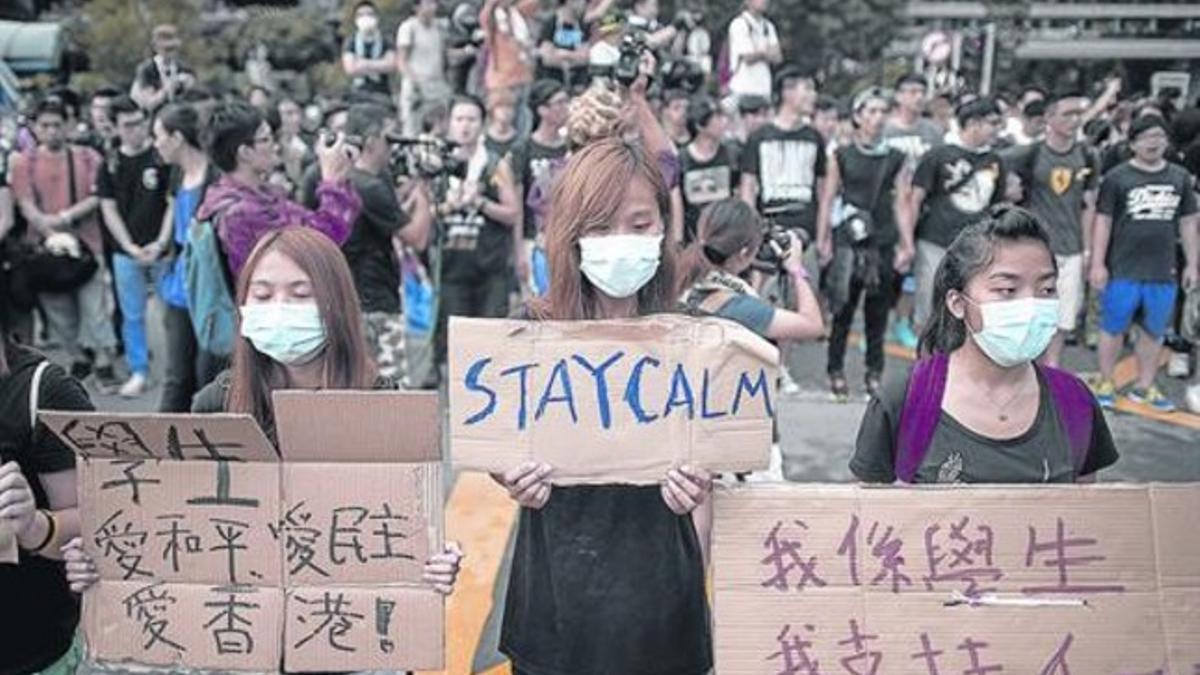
[850,207,1119,485]
[495,138,715,675]
[0,293,90,674]
[62,228,463,671]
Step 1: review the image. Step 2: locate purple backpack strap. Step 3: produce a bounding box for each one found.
[896,353,949,483]
[1038,365,1096,474]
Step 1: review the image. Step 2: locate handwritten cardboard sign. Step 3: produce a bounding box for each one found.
[41,391,445,673]
[712,483,1200,675]
[449,316,779,484]
[0,521,17,564]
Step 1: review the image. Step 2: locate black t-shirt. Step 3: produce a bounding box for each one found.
[441,152,512,282]
[0,347,93,674]
[536,15,589,89]
[485,133,519,162]
[345,168,410,314]
[740,122,826,237]
[850,366,1118,484]
[912,143,1006,248]
[1097,161,1198,283]
[680,142,739,243]
[509,138,568,239]
[97,147,170,247]
[500,485,712,675]
[1006,142,1100,256]
[134,58,194,93]
[834,144,905,248]
[342,33,395,95]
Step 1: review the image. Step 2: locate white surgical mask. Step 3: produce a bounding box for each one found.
[355,14,379,33]
[240,302,327,365]
[579,234,663,299]
[964,296,1059,368]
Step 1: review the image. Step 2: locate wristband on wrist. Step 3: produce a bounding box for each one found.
[27,510,56,553]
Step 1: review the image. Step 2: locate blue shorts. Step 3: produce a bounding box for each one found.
[1100,280,1177,339]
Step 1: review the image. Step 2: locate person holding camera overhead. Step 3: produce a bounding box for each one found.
[816,87,914,402]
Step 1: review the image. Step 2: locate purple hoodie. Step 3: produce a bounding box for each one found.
[196,175,361,278]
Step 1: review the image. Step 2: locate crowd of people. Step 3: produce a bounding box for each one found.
[0,0,1198,672]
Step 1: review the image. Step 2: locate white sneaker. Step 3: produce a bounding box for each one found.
[779,369,801,396]
[118,373,148,398]
[1186,384,1200,415]
[1167,351,1191,379]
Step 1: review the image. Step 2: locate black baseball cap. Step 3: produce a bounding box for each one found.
[737,94,770,114]
[530,79,566,110]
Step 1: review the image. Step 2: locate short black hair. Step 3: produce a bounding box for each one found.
[737,94,770,114]
[955,96,1000,127]
[109,95,143,122]
[663,88,690,106]
[449,94,486,119]
[345,103,392,139]
[33,97,68,121]
[774,66,816,100]
[1044,89,1085,110]
[814,96,839,114]
[91,85,122,101]
[353,0,379,12]
[207,102,265,172]
[530,79,566,130]
[894,73,927,90]
[686,96,719,136]
[158,103,205,149]
[1022,99,1047,118]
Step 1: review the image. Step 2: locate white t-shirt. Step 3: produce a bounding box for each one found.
[396,17,446,84]
[727,11,778,99]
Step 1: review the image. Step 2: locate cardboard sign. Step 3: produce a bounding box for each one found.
[0,521,17,564]
[712,483,1200,675]
[449,316,779,484]
[42,391,446,673]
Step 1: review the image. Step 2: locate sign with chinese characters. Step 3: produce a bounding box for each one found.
[42,390,445,672]
[449,316,779,485]
[712,484,1200,675]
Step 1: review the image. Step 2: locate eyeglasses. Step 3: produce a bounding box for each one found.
[252,134,275,146]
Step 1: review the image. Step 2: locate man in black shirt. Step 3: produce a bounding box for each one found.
[343,103,434,384]
[908,97,1006,327]
[97,97,169,398]
[677,97,739,243]
[510,80,570,295]
[740,66,827,245]
[536,0,590,91]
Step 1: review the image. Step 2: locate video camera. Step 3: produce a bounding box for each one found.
[614,32,648,87]
[384,133,468,181]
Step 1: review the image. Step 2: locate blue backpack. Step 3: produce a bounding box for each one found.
[183,217,236,358]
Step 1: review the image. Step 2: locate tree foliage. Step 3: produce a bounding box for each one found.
[76,0,212,89]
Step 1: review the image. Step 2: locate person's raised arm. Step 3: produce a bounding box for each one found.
[398,179,433,251]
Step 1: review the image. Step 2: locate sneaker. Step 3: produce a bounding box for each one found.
[93,365,120,393]
[1186,384,1200,414]
[1167,351,1191,379]
[892,317,919,350]
[118,373,148,398]
[779,368,801,396]
[69,361,92,382]
[829,372,850,403]
[1093,379,1117,409]
[1127,385,1177,413]
[864,373,882,400]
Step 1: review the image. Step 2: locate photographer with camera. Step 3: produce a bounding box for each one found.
[816,87,912,402]
[342,103,434,384]
[433,95,522,369]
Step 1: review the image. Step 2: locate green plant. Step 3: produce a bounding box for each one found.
[76,0,211,88]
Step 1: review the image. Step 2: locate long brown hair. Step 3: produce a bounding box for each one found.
[530,138,678,320]
[676,198,764,293]
[226,227,377,429]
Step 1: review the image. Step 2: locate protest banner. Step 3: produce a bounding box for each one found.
[41,390,445,673]
[712,483,1200,674]
[448,316,779,484]
[0,521,17,564]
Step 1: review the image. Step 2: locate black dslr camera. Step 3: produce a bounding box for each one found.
[752,222,800,273]
[614,32,648,87]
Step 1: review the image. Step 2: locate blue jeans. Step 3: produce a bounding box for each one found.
[112,253,167,376]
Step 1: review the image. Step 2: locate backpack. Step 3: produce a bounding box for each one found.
[894,353,1095,483]
[183,216,236,358]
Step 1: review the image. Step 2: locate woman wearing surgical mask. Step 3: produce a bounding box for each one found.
[850,207,1118,485]
[496,138,713,675]
[62,228,462,671]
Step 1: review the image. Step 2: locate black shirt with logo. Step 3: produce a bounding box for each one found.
[835,144,906,248]
[1098,161,1198,283]
[1006,142,1100,256]
[441,151,512,282]
[96,147,170,247]
[912,143,1007,248]
[509,138,568,239]
[740,122,826,237]
[680,142,740,243]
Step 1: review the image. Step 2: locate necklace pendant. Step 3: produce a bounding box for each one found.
[998,413,1009,422]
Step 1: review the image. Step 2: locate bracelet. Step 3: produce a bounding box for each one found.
[28,509,56,553]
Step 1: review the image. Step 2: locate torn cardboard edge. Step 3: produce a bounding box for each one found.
[447,315,779,485]
[0,520,17,564]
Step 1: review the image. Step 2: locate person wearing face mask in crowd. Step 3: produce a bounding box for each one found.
[342,1,398,99]
[851,207,1119,485]
[196,102,360,280]
[62,227,463,674]
[817,87,913,402]
[497,137,714,675]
